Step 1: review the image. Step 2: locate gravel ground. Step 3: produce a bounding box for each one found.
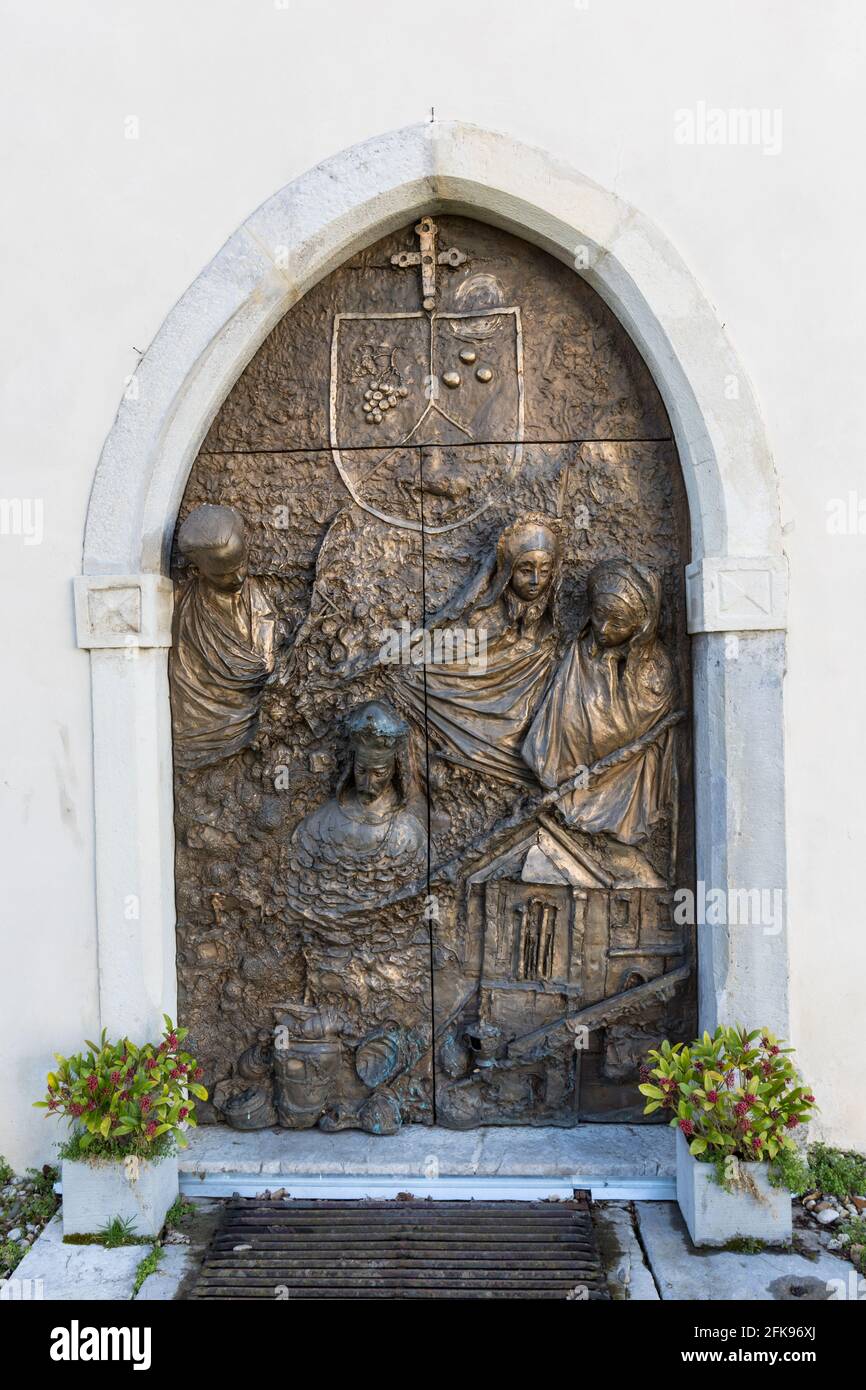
[793,1187,866,1270]
[0,1158,60,1284]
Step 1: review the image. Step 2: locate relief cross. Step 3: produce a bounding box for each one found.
[391,216,467,311]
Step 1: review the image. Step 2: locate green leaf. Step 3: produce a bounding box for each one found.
[638,1084,664,1099]
[689,1138,707,1156]
[189,1083,208,1101]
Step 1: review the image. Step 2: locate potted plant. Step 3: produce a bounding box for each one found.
[639,1026,817,1247]
[34,1017,207,1238]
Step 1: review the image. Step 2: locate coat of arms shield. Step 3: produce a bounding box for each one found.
[330,288,525,532]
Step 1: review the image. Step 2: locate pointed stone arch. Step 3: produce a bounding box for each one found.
[76,121,788,1054]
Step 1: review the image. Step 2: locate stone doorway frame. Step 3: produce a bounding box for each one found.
[75,121,788,1060]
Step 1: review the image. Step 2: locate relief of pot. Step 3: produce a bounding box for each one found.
[213,1029,278,1130]
[219,1084,277,1131]
[273,1038,343,1129]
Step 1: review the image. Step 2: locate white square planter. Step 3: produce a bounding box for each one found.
[61,1154,178,1238]
[676,1129,792,1247]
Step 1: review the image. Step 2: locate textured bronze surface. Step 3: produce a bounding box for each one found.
[171,216,694,1134]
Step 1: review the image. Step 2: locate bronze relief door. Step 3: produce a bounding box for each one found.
[170,216,695,1135]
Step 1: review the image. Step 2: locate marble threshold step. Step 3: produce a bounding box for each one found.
[179,1124,676,1202]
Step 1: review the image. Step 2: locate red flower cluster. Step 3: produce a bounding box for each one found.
[37,1019,207,1157]
[638,1027,817,1167]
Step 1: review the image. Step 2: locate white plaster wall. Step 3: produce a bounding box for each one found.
[1,0,864,1165]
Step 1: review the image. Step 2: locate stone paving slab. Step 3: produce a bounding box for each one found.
[134,1246,196,1301]
[594,1203,660,1300]
[6,1215,144,1301]
[133,1202,221,1301]
[636,1202,857,1302]
[180,1123,675,1200]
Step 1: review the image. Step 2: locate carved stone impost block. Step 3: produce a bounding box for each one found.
[685,556,787,634]
[74,573,175,649]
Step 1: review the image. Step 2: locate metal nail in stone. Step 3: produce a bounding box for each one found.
[459,348,477,364]
[475,366,493,383]
[442,371,461,388]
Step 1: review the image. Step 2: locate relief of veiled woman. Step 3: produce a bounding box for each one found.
[398,516,561,785]
[522,558,677,845]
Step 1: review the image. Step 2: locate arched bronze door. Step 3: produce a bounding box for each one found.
[170,215,694,1134]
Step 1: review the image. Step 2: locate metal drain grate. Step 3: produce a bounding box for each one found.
[191,1199,609,1300]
